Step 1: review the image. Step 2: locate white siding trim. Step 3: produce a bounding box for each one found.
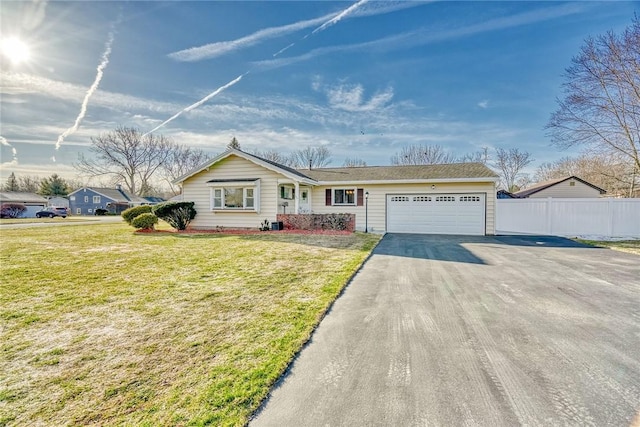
[316,177,498,185]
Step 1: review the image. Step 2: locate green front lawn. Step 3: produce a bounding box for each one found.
[0,223,380,426]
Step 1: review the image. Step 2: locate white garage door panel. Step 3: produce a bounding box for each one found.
[387,194,485,235]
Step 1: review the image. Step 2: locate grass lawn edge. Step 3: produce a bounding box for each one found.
[247,233,385,422]
[574,238,640,255]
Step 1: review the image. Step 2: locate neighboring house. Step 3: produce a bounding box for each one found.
[497,190,517,199]
[143,196,166,204]
[68,185,149,215]
[175,148,499,235]
[47,196,70,209]
[0,191,48,217]
[513,176,606,199]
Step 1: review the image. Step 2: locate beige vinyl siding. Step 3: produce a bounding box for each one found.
[528,179,602,198]
[181,155,285,229]
[310,182,496,234]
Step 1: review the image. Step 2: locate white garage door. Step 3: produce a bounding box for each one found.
[24,204,46,218]
[386,193,485,235]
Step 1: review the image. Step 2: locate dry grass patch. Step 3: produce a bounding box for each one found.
[576,239,640,255]
[0,223,380,426]
[0,217,95,224]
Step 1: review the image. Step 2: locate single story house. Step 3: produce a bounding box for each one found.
[68,185,149,215]
[175,149,499,235]
[0,191,48,217]
[513,176,606,199]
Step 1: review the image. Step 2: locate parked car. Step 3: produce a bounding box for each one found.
[35,207,68,218]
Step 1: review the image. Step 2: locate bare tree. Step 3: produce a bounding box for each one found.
[75,126,173,196]
[493,148,534,191]
[535,153,637,197]
[546,17,640,179]
[17,175,41,193]
[390,144,457,165]
[343,157,367,167]
[459,147,490,164]
[253,149,294,166]
[291,146,331,169]
[161,145,211,196]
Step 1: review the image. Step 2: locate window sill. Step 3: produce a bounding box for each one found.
[212,209,258,213]
[332,203,356,207]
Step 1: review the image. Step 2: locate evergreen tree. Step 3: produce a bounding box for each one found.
[227,137,241,150]
[38,174,70,196]
[4,172,19,191]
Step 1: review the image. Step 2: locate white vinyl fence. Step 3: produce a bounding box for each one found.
[496,198,640,238]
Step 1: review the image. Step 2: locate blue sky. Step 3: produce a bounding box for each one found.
[0,0,637,183]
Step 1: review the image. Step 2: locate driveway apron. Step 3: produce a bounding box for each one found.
[250,233,640,426]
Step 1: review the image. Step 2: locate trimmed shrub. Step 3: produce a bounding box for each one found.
[0,203,27,219]
[277,213,355,231]
[152,201,196,231]
[323,213,351,230]
[131,212,158,230]
[121,205,152,225]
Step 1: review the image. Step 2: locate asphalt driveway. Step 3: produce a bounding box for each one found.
[251,234,640,426]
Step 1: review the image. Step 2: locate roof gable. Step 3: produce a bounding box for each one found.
[513,176,606,198]
[175,149,315,184]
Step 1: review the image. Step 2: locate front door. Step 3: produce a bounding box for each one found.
[299,189,310,213]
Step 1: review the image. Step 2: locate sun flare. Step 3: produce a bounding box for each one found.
[1,37,31,65]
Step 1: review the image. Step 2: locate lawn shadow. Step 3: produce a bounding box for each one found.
[136,229,380,250]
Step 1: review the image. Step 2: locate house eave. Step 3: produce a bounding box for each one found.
[316,177,499,186]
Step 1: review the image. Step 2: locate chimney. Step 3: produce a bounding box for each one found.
[308,159,312,170]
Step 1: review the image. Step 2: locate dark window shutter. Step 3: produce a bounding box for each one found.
[357,188,364,206]
[325,189,332,206]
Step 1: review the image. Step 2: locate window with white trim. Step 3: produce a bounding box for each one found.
[84,196,89,203]
[280,186,295,200]
[333,188,356,205]
[209,180,259,211]
[93,196,101,203]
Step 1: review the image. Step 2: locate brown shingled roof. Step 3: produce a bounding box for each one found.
[296,163,498,182]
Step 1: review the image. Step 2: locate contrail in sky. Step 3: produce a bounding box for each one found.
[147,0,367,134]
[276,1,368,59]
[142,72,247,137]
[273,43,295,57]
[312,0,369,34]
[0,136,18,164]
[55,18,118,152]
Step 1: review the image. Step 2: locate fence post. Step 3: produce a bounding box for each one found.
[607,198,614,237]
[546,198,552,235]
